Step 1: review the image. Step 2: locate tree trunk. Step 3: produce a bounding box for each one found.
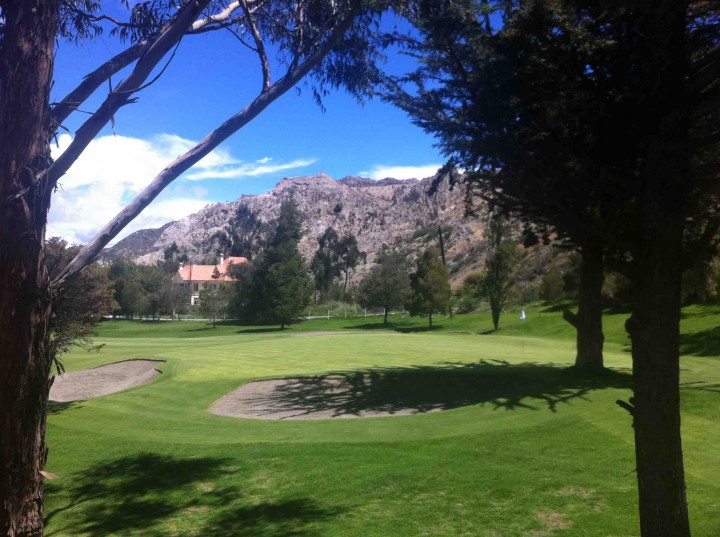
[571,242,604,369]
[625,3,691,534]
[428,312,433,328]
[0,2,59,535]
[629,218,689,537]
[383,307,388,325]
[490,299,500,330]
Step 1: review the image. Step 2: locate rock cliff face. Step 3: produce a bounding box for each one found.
[108,173,489,285]
[105,221,176,260]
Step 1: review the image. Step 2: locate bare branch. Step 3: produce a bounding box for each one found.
[241,0,271,91]
[290,2,306,71]
[191,1,241,31]
[189,15,244,34]
[53,0,365,287]
[51,39,150,128]
[52,0,266,129]
[46,0,211,189]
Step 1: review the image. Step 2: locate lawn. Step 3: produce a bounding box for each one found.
[45,306,720,536]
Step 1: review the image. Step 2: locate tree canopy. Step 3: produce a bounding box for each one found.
[357,248,412,324]
[233,200,313,329]
[481,215,518,331]
[388,1,720,534]
[45,238,117,368]
[408,247,452,328]
[311,227,341,299]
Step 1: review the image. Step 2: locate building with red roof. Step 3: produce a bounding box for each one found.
[171,255,247,306]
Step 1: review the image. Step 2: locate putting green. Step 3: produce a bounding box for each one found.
[44,312,720,537]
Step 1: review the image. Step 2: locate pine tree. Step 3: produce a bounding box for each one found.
[244,200,313,329]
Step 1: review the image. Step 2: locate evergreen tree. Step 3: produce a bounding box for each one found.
[540,267,566,305]
[389,1,720,533]
[357,248,412,324]
[388,0,609,369]
[408,247,452,328]
[236,200,313,328]
[261,243,313,329]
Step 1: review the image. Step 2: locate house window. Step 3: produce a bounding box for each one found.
[193,283,199,292]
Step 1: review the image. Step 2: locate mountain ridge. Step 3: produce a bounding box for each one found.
[104,173,488,285]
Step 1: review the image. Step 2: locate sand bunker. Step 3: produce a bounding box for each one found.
[49,359,164,402]
[210,376,448,420]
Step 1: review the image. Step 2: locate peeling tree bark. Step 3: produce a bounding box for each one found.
[0,2,59,535]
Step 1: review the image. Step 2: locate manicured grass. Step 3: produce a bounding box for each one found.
[45,307,720,536]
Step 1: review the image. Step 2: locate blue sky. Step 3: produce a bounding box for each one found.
[48,4,443,245]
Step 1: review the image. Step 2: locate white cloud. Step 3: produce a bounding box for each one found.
[47,133,223,245]
[359,164,442,181]
[47,133,319,246]
[184,157,317,181]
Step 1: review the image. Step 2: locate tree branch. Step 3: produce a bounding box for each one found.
[290,2,306,71]
[46,0,211,189]
[50,39,150,129]
[563,308,579,329]
[241,0,271,91]
[53,0,365,288]
[51,0,265,129]
[189,15,244,34]
[190,0,262,31]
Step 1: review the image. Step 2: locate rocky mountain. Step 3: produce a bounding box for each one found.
[105,220,176,260]
[104,173,491,285]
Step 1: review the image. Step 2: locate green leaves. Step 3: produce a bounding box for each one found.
[408,247,451,326]
[233,200,313,328]
[357,248,411,321]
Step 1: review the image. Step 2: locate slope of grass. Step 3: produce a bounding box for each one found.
[44,306,720,536]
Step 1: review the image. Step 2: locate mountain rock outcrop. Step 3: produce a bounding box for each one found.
[106,173,489,285]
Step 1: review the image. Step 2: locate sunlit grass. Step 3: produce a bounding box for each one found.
[45,306,720,536]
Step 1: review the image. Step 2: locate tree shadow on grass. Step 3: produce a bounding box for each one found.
[345,322,441,333]
[184,325,219,332]
[207,499,343,537]
[345,322,398,331]
[45,454,341,536]
[236,327,287,335]
[259,361,632,418]
[47,401,83,415]
[679,380,720,394]
[680,326,720,357]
